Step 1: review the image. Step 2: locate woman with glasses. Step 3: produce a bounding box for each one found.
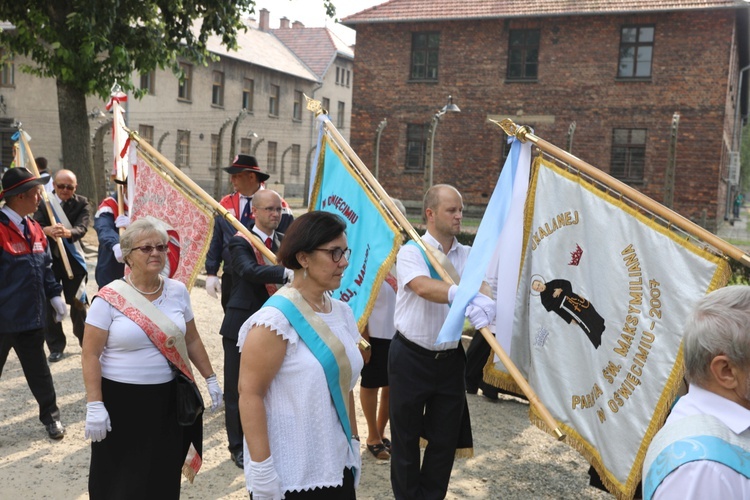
[81,217,222,499]
[238,211,363,499]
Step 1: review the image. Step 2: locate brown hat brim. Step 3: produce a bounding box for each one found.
[223,166,270,181]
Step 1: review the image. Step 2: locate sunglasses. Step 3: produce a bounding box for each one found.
[314,247,351,263]
[133,244,169,254]
[56,184,76,191]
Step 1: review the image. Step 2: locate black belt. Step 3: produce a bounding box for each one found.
[396,332,458,360]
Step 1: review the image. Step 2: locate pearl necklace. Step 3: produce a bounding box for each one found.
[127,275,164,295]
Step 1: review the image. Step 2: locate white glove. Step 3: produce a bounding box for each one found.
[448,284,458,304]
[113,243,124,263]
[50,296,67,323]
[351,438,362,488]
[284,268,294,284]
[249,455,284,500]
[206,374,223,411]
[466,292,496,330]
[206,275,221,299]
[115,214,131,229]
[85,401,112,442]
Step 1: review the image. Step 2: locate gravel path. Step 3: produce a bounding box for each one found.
[0,236,612,499]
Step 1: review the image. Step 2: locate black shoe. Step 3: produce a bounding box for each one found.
[46,421,65,440]
[230,449,244,469]
[48,352,64,363]
[466,385,478,395]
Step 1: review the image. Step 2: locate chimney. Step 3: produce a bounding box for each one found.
[292,21,305,29]
[279,17,290,29]
[259,8,270,31]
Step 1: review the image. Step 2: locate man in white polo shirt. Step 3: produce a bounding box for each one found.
[389,184,494,500]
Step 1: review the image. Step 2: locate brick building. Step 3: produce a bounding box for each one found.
[344,0,750,229]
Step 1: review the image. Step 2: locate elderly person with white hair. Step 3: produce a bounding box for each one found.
[82,216,222,499]
[643,285,750,500]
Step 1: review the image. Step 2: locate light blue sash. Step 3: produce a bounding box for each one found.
[406,240,440,279]
[265,287,354,449]
[644,434,750,499]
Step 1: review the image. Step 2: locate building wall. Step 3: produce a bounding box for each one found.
[0,54,322,199]
[350,10,740,229]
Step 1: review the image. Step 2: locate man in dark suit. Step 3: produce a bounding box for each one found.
[34,169,91,362]
[220,189,292,468]
[204,155,293,309]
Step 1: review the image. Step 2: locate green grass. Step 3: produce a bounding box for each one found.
[726,238,750,247]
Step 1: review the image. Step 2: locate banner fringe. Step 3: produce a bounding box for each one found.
[419,437,474,459]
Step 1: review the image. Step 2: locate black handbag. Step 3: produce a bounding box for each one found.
[174,370,205,426]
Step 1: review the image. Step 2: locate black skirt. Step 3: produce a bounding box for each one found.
[89,377,202,500]
[360,337,391,389]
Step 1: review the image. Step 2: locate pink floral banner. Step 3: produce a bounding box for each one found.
[130,151,214,290]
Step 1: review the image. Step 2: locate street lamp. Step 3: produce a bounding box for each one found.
[374,118,387,180]
[425,95,460,193]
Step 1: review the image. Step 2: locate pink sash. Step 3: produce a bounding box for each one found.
[96,280,202,481]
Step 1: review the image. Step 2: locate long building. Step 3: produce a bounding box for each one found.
[0,9,354,200]
[344,0,750,229]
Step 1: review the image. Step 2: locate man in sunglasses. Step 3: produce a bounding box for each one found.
[33,169,91,362]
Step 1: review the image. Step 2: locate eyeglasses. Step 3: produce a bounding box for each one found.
[314,247,351,262]
[133,244,169,254]
[56,184,76,191]
[258,206,282,213]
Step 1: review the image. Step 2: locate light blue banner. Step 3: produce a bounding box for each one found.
[436,138,524,344]
[311,135,401,330]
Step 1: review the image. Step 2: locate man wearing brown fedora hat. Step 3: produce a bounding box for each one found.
[0,167,68,440]
[204,154,294,468]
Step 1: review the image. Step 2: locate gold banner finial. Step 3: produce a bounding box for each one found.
[304,94,327,116]
[488,118,532,143]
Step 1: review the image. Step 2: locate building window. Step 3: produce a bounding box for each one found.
[243,78,254,111]
[346,70,351,87]
[337,101,345,128]
[176,129,190,167]
[240,137,253,155]
[618,26,654,78]
[611,128,646,182]
[410,32,439,80]
[178,63,192,101]
[0,51,14,87]
[406,124,427,170]
[336,67,340,85]
[269,84,280,116]
[138,125,154,145]
[293,90,303,120]
[211,134,220,169]
[140,71,155,95]
[291,144,301,175]
[212,71,224,106]
[322,97,330,114]
[267,141,277,173]
[507,29,540,80]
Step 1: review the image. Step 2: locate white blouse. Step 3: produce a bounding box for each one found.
[86,278,193,384]
[238,297,364,493]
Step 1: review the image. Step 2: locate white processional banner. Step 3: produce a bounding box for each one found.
[486,156,730,499]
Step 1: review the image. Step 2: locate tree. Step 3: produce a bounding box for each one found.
[0,0,336,201]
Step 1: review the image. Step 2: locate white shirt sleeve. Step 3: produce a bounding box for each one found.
[396,243,431,289]
[654,461,750,500]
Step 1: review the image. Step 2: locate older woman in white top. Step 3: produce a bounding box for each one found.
[82,217,221,500]
[238,211,364,499]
